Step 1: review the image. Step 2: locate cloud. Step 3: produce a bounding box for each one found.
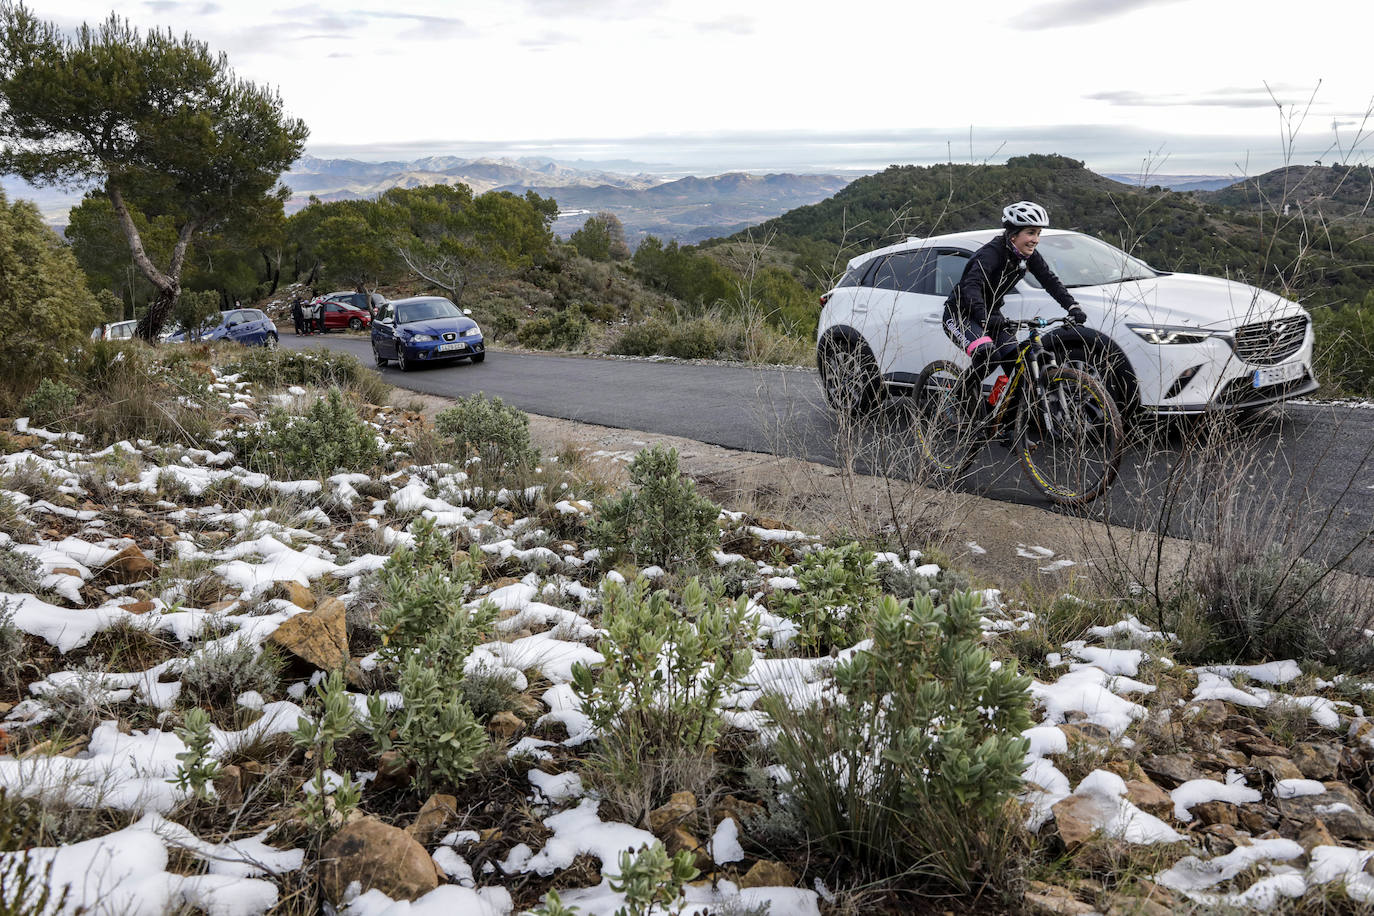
[518,29,578,50]
[1012,0,1184,30]
[1087,88,1283,109]
[519,0,668,19]
[695,15,755,35]
[356,10,471,41]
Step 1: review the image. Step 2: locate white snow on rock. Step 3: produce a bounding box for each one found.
[1060,770,1184,844]
[1169,773,1262,822]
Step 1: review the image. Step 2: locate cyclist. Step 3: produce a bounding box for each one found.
[942,201,1088,420]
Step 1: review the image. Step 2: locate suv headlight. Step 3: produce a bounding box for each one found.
[1127,324,1224,345]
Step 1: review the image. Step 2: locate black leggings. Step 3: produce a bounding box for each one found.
[942,312,1018,384]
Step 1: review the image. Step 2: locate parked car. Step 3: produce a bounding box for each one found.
[322,290,389,315]
[91,319,138,341]
[166,308,279,347]
[318,300,372,332]
[371,296,484,371]
[816,228,1318,416]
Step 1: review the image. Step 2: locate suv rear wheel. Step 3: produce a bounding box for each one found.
[819,338,883,415]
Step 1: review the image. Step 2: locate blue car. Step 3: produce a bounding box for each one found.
[371,296,485,372]
[167,308,278,347]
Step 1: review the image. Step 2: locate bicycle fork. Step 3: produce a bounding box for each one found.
[1028,351,1058,439]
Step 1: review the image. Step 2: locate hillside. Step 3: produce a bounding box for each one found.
[1197,163,1374,223]
[720,154,1374,310]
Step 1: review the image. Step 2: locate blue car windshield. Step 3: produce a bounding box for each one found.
[396,300,461,324]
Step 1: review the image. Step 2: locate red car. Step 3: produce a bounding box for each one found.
[319,299,372,332]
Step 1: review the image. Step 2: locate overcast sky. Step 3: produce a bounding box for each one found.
[33,0,1374,176]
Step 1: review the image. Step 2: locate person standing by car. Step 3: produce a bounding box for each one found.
[291,296,305,336]
[942,200,1088,417]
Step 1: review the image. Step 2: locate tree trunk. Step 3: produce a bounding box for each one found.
[108,183,198,341]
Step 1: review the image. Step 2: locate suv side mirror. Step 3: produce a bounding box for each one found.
[463,308,472,316]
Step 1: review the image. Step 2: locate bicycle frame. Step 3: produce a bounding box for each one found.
[984,317,1068,441]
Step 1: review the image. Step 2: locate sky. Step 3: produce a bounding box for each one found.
[26,0,1374,177]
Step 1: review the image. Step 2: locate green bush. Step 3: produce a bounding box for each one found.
[0,193,103,401]
[773,542,881,654]
[19,378,78,428]
[0,546,42,596]
[1312,298,1374,398]
[434,393,538,469]
[179,641,283,709]
[234,388,383,478]
[226,347,391,405]
[370,519,495,791]
[517,307,589,350]
[591,446,721,569]
[762,591,1032,893]
[1183,544,1358,666]
[571,578,754,820]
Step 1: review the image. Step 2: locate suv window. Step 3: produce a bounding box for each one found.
[868,251,934,292]
[933,251,971,296]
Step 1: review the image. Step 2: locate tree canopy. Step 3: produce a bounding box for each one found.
[0,2,307,338]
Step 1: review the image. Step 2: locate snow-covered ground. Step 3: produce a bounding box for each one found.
[3,367,1374,914]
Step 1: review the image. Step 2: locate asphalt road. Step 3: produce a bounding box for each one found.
[282,333,1374,575]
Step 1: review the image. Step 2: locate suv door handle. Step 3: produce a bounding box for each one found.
[923,316,942,324]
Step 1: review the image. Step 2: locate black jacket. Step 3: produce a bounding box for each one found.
[944,234,1077,332]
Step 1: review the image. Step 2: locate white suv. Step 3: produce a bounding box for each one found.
[816,228,1318,415]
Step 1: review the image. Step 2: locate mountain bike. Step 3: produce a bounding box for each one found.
[912,316,1124,506]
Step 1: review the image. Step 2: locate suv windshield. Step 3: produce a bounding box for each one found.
[1022,234,1158,289]
[395,299,461,324]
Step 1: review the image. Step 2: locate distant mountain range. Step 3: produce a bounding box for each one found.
[1101,173,1240,192]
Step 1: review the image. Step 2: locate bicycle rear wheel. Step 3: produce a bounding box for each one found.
[1017,367,1123,506]
[912,360,981,481]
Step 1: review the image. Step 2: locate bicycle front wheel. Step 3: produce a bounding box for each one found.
[912,360,981,482]
[1017,367,1123,506]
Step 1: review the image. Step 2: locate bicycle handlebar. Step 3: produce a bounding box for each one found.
[1005,315,1080,330]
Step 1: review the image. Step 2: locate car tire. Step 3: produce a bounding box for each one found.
[264,333,278,350]
[470,352,486,364]
[1058,344,1137,415]
[373,342,387,367]
[819,338,882,415]
[349,318,363,331]
[396,348,411,372]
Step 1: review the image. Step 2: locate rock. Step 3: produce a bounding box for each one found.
[1277,783,1374,840]
[372,751,412,790]
[407,794,458,844]
[487,710,524,741]
[318,817,441,906]
[152,522,177,538]
[1199,823,1246,855]
[1183,700,1229,728]
[1106,895,1173,916]
[201,531,232,546]
[268,597,348,671]
[104,544,156,584]
[1060,723,1113,746]
[718,796,764,828]
[1237,804,1278,834]
[1025,882,1097,915]
[1202,749,1249,769]
[1192,801,1238,827]
[490,510,515,528]
[122,600,155,615]
[207,599,238,614]
[650,791,698,836]
[664,826,712,872]
[1235,733,1289,758]
[268,580,316,609]
[737,860,796,889]
[1292,743,1341,780]
[1125,779,1174,820]
[1052,795,1110,848]
[51,567,82,577]
[512,693,544,718]
[1251,755,1304,783]
[1142,754,1203,788]
[1299,817,1336,853]
[214,765,245,807]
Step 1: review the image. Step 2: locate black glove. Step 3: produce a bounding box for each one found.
[1065,306,1088,325]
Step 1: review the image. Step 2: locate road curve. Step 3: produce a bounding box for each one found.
[282,333,1374,575]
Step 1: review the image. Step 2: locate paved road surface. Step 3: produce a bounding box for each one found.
[282,333,1374,575]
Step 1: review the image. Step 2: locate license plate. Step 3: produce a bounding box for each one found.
[438,342,466,352]
[1252,361,1303,388]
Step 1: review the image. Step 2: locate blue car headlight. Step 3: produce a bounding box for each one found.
[463,326,482,337]
[408,333,436,342]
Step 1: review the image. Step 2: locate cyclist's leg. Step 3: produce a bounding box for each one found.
[943,313,996,416]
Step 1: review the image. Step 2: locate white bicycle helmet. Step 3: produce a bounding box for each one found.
[1002,200,1050,230]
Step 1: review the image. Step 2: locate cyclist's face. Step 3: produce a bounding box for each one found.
[1011,227,1042,257]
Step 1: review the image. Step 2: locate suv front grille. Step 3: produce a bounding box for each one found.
[1232,316,1307,365]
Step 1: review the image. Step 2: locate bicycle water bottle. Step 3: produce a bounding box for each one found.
[988,373,1009,406]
